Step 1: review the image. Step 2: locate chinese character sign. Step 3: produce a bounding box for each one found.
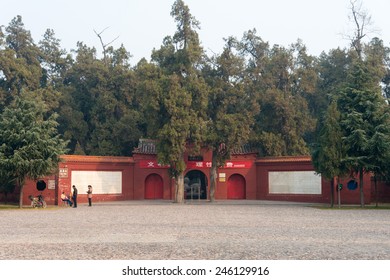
[186,161,252,169]
[139,160,170,168]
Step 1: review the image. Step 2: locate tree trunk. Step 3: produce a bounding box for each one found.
[174,172,185,203]
[18,178,24,209]
[209,150,218,202]
[359,169,364,208]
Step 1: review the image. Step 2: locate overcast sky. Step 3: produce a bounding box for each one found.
[1,0,389,64]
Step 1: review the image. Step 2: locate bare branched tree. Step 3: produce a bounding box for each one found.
[347,0,378,59]
[94,27,119,65]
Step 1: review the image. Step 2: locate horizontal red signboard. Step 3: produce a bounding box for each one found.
[222,161,253,169]
[186,161,252,169]
[139,160,169,169]
[186,161,212,169]
[224,161,253,168]
[139,160,252,169]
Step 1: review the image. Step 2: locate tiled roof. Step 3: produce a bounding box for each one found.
[231,143,258,155]
[132,139,158,154]
[61,155,134,163]
[132,139,258,155]
[256,156,312,163]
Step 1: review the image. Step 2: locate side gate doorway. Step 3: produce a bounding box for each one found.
[227,174,246,199]
[184,170,208,200]
[145,174,164,199]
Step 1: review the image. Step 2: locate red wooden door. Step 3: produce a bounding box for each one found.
[145,174,163,199]
[227,174,246,199]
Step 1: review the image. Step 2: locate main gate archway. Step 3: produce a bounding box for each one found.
[184,170,207,200]
[227,174,246,199]
[145,174,163,199]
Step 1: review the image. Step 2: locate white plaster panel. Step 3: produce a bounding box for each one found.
[71,171,122,194]
[269,171,321,194]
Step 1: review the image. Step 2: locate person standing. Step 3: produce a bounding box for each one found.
[72,185,78,208]
[87,185,93,207]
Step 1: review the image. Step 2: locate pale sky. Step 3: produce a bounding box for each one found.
[1,0,389,64]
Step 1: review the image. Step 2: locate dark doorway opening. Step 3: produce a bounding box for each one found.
[184,170,207,200]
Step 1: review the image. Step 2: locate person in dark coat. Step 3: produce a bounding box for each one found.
[72,185,78,208]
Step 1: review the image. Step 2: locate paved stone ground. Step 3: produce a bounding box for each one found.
[0,200,389,260]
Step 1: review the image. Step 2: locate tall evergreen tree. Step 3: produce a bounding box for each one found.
[0,16,42,108]
[0,95,68,208]
[237,30,316,156]
[60,42,141,156]
[203,38,259,201]
[38,28,71,88]
[315,48,352,117]
[338,60,389,207]
[150,0,207,203]
[312,100,346,207]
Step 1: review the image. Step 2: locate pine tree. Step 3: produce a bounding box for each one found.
[203,38,259,201]
[149,0,207,203]
[312,100,346,207]
[0,95,68,208]
[338,61,390,207]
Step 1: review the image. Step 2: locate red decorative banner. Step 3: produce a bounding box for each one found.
[222,161,253,169]
[186,161,212,169]
[139,160,169,169]
[139,160,252,169]
[186,161,252,169]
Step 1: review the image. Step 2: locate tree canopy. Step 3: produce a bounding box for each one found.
[149,0,208,203]
[1,0,390,205]
[311,1,390,207]
[0,95,68,207]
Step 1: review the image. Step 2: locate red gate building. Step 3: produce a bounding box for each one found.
[16,139,389,206]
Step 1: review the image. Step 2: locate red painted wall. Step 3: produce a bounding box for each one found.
[371,178,390,203]
[256,156,372,204]
[336,175,371,204]
[227,174,246,199]
[57,155,134,204]
[15,154,389,206]
[132,154,173,200]
[145,174,164,199]
[22,176,57,206]
[256,156,329,203]
[214,154,258,199]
